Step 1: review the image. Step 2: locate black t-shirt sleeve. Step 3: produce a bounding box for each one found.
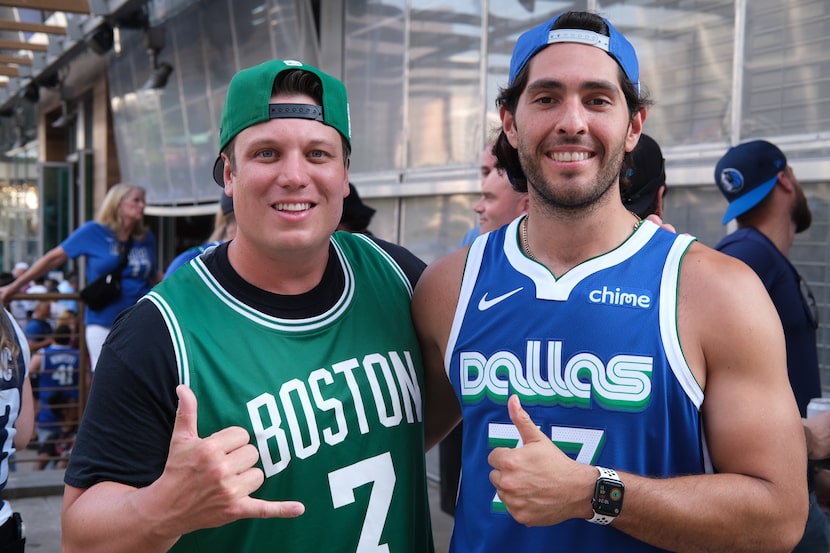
[369,236,427,288]
[64,299,179,489]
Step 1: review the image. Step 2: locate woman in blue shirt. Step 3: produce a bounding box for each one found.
[0,184,162,371]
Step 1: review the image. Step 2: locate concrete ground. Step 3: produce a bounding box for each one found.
[7,448,454,553]
[5,448,64,552]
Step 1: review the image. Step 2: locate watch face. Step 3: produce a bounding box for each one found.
[593,477,624,516]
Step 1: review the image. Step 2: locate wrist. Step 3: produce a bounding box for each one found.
[130,483,183,547]
[587,466,625,525]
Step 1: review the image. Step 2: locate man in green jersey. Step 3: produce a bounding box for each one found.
[62,60,433,553]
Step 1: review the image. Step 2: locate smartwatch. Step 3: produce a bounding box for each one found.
[588,466,624,525]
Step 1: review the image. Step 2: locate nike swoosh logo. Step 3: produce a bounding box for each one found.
[478,288,523,311]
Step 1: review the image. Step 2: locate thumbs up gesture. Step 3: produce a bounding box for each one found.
[487,395,595,526]
[150,385,305,538]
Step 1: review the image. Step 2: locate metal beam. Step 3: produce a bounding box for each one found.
[0,55,31,65]
[0,20,66,34]
[0,0,143,105]
[0,39,48,52]
[0,0,90,14]
[0,66,19,77]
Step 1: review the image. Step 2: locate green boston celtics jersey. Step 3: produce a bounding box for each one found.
[146,233,433,552]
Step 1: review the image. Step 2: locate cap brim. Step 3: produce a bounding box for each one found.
[213,156,225,186]
[721,176,777,224]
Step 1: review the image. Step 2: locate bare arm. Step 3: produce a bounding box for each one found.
[412,249,466,451]
[488,244,807,553]
[13,376,34,450]
[61,385,305,553]
[27,336,52,355]
[0,246,69,304]
[28,353,41,375]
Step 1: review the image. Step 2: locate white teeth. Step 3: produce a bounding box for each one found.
[275,202,311,211]
[553,152,590,162]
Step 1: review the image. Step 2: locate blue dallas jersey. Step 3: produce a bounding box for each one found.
[36,344,80,430]
[446,217,710,553]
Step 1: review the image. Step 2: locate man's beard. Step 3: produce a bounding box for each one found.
[793,186,812,233]
[518,136,626,215]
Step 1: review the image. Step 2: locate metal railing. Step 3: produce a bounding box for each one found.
[7,290,88,471]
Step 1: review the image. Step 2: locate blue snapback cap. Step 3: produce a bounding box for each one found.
[715,140,787,225]
[508,13,640,92]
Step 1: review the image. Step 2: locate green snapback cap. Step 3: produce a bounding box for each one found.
[213,59,351,185]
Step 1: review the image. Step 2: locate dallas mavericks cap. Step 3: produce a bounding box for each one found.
[622,134,665,218]
[715,140,786,224]
[213,59,351,185]
[508,13,640,92]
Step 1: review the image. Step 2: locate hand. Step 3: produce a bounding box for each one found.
[150,385,304,538]
[487,395,594,526]
[645,214,677,234]
[0,285,12,306]
[804,410,830,460]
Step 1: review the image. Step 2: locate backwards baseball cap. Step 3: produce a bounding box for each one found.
[622,134,666,218]
[508,12,640,92]
[212,59,351,186]
[715,140,787,224]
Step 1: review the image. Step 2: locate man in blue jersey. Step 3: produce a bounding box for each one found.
[31,324,80,470]
[414,10,807,553]
[459,142,530,248]
[714,139,830,552]
[63,60,433,553]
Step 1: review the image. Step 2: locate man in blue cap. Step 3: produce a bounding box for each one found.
[715,139,829,552]
[415,10,807,553]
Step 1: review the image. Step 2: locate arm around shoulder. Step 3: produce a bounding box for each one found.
[13,376,33,450]
[412,249,466,450]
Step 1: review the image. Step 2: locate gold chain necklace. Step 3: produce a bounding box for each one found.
[521,212,643,261]
[629,210,643,230]
[521,216,536,261]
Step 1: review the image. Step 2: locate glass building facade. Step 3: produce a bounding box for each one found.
[86,0,830,390]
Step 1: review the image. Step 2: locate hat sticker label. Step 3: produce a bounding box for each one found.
[284,60,303,67]
[720,168,744,193]
[548,29,610,52]
[269,104,324,123]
